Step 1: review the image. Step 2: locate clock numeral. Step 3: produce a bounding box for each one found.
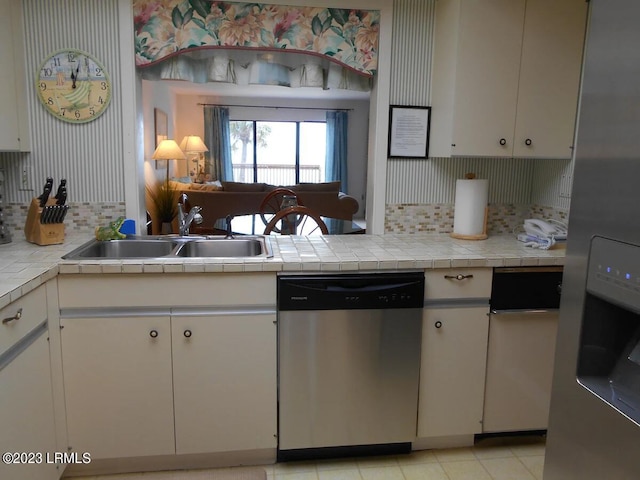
[59,107,66,116]
[42,67,53,77]
[67,52,76,62]
[40,82,47,92]
[52,57,60,67]
[74,110,81,119]
[89,107,95,116]
[46,97,54,105]
[98,96,105,105]
[100,81,107,91]
[95,67,103,77]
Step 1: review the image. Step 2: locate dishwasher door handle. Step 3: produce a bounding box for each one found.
[490,308,560,315]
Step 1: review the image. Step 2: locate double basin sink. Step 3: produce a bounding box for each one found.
[62,235,273,260]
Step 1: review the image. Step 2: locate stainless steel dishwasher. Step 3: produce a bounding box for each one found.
[277,272,425,461]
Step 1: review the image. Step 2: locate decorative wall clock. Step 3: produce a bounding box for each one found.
[36,49,112,123]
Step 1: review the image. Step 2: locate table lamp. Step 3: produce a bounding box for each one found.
[152,139,186,182]
[180,135,209,182]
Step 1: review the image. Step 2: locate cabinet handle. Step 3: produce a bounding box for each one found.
[435,321,443,329]
[2,308,22,325]
[499,138,507,146]
[525,138,532,146]
[184,329,192,338]
[444,274,474,281]
[149,330,158,338]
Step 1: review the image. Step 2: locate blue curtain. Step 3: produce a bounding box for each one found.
[325,110,348,192]
[204,106,233,181]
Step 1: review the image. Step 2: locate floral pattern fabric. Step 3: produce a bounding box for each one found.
[133,1,380,76]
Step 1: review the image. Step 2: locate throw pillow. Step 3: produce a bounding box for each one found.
[189,183,223,191]
[171,176,192,184]
[168,180,191,191]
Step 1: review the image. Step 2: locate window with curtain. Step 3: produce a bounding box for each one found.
[229,120,327,185]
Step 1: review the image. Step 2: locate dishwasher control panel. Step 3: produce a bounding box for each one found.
[278,272,425,311]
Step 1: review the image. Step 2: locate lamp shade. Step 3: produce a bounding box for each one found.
[179,135,209,153]
[152,139,186,160]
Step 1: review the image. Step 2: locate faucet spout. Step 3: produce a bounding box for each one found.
[225,215,235,239]
[177,194,203,236]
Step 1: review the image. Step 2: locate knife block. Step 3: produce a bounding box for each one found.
[24,198,65,245]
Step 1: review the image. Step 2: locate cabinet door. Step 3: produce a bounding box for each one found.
[172,313,277,455]
[0,333,58,480]
[513,0,588,158]
[61,316,174,459]
[483,311,558,432]
[450,0,526,157]
[0,0,28,151]
[418,307,489,438]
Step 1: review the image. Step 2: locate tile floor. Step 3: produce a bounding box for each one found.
[67,435,545,480]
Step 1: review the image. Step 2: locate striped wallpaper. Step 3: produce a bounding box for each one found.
[386,157,534,205]
[1,0,125,204]
[389,0,435,107]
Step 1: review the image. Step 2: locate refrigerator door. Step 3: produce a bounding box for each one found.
[544,1,640,479]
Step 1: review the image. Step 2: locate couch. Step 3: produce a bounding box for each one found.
[157,180,359,234]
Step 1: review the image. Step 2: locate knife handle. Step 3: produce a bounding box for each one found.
[40,206,48,224]
[39,187,51,207]
[60,205,69,222]
[55,179,67,205]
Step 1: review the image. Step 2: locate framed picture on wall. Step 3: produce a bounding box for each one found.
[388,105,431,158]
[154,108,168,169]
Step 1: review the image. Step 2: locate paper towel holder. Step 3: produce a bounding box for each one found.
[450,172,488,240]
[450,212,488,240]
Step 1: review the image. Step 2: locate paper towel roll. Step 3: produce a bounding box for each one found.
[452,179,489,239]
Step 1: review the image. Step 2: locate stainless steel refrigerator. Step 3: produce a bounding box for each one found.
[544,1,640,478]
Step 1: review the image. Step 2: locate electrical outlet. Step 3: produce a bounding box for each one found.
[559,174,572,199]
[19,165,33,191]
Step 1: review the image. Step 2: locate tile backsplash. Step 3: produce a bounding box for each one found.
[3,199,567,240]
[2,202,126,239]
[385,203,568,235]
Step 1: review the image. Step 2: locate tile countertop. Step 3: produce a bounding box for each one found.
[0,233,565,309]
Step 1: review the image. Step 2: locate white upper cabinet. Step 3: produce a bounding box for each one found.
[430,0,587,159]
[0,0,30,152]
[513,0,588,158]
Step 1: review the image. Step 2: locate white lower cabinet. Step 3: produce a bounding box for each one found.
[58,273,277,463]
[417,268,492,445]
[417,307,489,438]
[172,313,277,455]
[62,312,277,460]
[0,286,58,480]
[483,310,559,432]
[61,316,175,459]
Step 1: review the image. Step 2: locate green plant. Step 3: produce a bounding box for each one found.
[149,180,178,223]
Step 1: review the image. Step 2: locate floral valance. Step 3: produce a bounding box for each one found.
[133,1,380,77]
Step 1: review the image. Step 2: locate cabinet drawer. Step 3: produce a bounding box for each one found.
[58,273,276,309]
[0,285,48,356]
[425,268,492,300]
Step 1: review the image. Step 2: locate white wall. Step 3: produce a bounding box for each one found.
[142,80,181,187]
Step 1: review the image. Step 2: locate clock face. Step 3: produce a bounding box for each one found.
[36,49,111,123]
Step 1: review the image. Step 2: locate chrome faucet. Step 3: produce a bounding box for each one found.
[225,215,234,239]
[177,194,203,236]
